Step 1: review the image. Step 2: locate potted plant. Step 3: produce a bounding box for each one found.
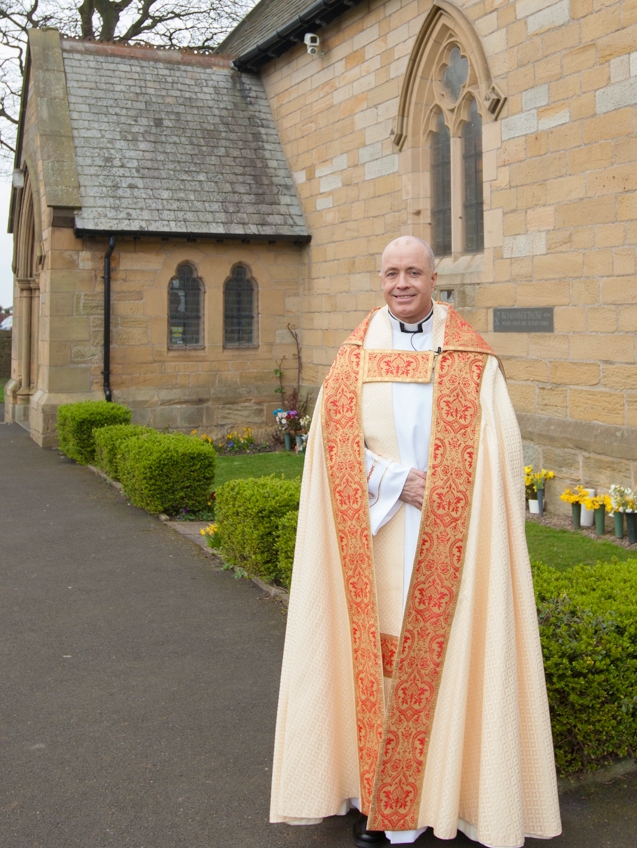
[582,494,612,536]
[609,484,631,539]
[560,485,588,530]
[525,466,554,517]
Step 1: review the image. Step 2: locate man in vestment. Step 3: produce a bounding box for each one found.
[270,236,561,848]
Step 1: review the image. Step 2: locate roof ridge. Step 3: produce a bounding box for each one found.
[61,37,233,69]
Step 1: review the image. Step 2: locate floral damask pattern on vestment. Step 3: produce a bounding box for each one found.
[323,307,492,828]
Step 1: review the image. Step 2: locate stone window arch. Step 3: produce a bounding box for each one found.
[168,262,204,348]
[395,2,504,259]
[224,263,257,348]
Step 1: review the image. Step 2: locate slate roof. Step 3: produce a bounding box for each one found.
[218,0,311,56]
[61,40,309,240]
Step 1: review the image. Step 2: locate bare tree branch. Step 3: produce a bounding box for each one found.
[0,0,257,171]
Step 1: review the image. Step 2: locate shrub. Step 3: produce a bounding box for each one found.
[94,424,155,480]
[57,400,132,464]
[118,433,216,515]
[533,560,637,775]
[216,476,301,584]
[275,510,299,590]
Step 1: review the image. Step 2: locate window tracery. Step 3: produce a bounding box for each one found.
[395,3,505,260]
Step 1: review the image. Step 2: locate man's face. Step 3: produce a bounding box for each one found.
[380,238,437,323]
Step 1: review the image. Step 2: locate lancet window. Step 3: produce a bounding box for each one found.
[224,264,257,348]
[395,6,503,261]
[427,42,484,257]
[168,262,203,348]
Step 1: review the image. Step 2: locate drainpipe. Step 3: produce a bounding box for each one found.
[103,236,116,402]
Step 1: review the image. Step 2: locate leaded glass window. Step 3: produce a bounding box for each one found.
[463,98,484,254]
[431,112,452,257]
[224,264,256,347]
[168,263,203,348]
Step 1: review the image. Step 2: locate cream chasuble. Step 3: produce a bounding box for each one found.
[270,304,562,848]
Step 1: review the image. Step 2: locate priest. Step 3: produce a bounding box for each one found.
[270,236,562,848]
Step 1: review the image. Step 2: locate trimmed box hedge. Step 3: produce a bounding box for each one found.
[275,510,299,591]
[118,432,216,515]
[533,560,637,776]
[214,470,637,778]
[94,424,155,480]
[58,400,131,464]
[215,476,300,584]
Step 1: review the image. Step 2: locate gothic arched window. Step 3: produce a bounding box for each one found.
[168,262,203,348]
[394,4,503,260]
[431,112,452,257]
[224,264,257,348]
[463,98,484,254]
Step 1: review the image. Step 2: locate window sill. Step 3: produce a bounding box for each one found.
[436,252,484,276]
[167,345,206,351]
[223,344,260,350]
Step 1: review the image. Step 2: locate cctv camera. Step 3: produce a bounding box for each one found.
[304,33,320,55]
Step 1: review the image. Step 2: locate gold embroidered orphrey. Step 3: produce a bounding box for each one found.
[322,307,493,831]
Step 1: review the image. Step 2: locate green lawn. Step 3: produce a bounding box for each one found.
[215,451,304,489]
[213,453,637,572]
[525,520,637,571]
[0,377,7,404]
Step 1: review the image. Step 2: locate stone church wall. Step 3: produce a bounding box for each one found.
[260,0,637,510]
[28,233,303,446]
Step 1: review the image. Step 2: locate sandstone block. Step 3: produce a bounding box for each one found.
[541,445,582,479]
[538,386,568,417]
[603,276,637,303]
[550,361,600,385]
[508,382,537,414]
[581,453,634,488]
[553,307,586,332]
[570,333,635,363]
[505,358,549,381]
[570,388,625,425]
[602,364,637,391]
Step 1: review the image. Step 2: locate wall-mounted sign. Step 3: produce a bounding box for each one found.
[493,307,554,333]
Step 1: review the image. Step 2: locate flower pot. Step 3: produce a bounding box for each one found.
[613,512,624,539]
[571,502,581,530]
[528,499,540,514]
[284,433,292,451]
[537,488,544,517]
[295,434,304,448]
[580,489,595,527]
[594,505,606,536]
[627,512,637,545]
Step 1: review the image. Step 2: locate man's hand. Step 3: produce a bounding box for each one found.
[399,468,427,510]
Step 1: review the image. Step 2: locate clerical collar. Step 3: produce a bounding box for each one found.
[388,306,434,334]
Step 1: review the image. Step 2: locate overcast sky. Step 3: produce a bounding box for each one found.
[0,175,14,309]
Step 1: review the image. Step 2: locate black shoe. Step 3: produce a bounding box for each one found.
[353,812,388,847]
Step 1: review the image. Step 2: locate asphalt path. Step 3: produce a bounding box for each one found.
[1,419,635,848]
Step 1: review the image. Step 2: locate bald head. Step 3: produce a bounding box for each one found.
[379,235,438,323]
[381,236,435,276]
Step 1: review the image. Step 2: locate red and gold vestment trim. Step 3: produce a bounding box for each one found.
[380,633,399,678]
[323,307,491,828]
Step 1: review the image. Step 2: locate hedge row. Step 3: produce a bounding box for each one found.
[215,476,300,588]
[58,400,131,464]
[216,475,635,777]
[57,401,216,515]
[533,560,637,776]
